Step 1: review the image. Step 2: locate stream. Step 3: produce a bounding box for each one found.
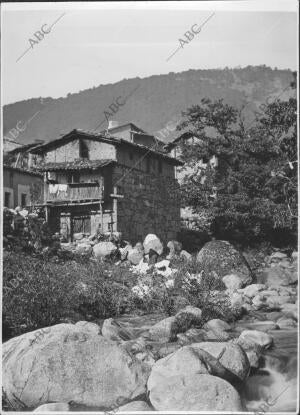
[116,312,298,413]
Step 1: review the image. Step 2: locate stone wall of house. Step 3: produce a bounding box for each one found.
[112,165,181,244]
[83,140,116,161]
[45,140,79,163]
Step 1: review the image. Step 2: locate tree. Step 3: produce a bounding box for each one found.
[177,91,297,245]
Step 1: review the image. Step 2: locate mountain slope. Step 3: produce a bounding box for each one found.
[3,66,294,145]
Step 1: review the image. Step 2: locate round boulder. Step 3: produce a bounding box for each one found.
[222,274,244,290]
[190,341,250,381]
[196,240,252,282]
[143,234,163,256]
[238,329,273,349]
[2,324,150,410]
[93,241,118,259]
[149,373,243,411]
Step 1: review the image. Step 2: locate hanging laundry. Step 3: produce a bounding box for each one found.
[57,184,68,196]
[49,184,59,194]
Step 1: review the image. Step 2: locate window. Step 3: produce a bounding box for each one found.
[4,192,11,207]
[79,140,89,159]
[129,152,133,161]
[21,193,27,207]
[67,173,80,183]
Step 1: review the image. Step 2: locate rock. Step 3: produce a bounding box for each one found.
[93,241,118,259]
[131,259,150,275]
[131,284,150,298]
[245,350,260,369]
[148,317,177,342]
[243,284,266,298]
[280,303,298,320]
[230,292,244,308]
[252,294,265,309]
[102,318,132,341]
[147,346,210,391]
[291,251,298,261]
[75,321,100,335]
[204,330,231,341]
[270,252,288,260]
[2,324,150,410]
[196,240,252,282]
[149,374,243,411]
[128,248,144,265]
[116,401,152,412]
[266,311,285,321]
[190,341,250,381]
[238,329,273,349]
[260,265,297,287]
[143,234,163,256]
[119,244,133,261]
[265,295,292,309]
[73,232,84,241]
[203,319,231,332]
[222,274,244,290]
[76,243,92,255]
[180,250,192,261]
[33,403,70,412]
[166,240,182,259]
[276,317,297,329]
[175,306,202,324]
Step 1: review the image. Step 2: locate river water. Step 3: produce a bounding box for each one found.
[117,313,298,413]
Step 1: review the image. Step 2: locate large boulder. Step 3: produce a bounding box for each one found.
[238,329,273,349]
[148,317,177,342]
[128,247,144,265]
[175,306,203,327]
[260,265,298,287]
[196,240,252,282]
[93,241,118,259]
[143,234,163,256]
[222,274,244,290]
[149,373,243,411]
[148,346,209,391]
[203,319,231,332]
[190,341,250,381]
[243,284,266,298]
[2,324,150,410]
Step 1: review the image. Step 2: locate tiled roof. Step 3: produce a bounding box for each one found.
[3,164,43,177]
[38,159,115,171]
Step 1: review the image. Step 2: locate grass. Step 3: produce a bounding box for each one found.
[3,251,236,341]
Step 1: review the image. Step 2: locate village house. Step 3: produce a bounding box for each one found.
[3,165,43,209]
[164,131,218,227]
[29,122,182,243]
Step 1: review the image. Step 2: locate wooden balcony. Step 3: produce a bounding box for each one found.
[45,182,103,203]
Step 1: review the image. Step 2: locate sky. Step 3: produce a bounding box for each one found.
[1,0,298,105]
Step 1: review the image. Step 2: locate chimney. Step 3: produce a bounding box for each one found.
[108,120,119,130]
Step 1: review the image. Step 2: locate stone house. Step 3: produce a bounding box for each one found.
[165,131,218,227]
[3,165,43,208]
[30,123,182,243]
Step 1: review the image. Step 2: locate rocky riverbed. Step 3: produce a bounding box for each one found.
[2,239,298,412]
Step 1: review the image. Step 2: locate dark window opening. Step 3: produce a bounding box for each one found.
[21,193,27,207]
[79,140,89,159]
[4,192,11,207]
[67,172,80,183]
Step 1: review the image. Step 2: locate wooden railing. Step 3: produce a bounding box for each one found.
[46,183,103,202]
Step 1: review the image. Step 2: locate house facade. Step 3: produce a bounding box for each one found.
[30,123,182,243]
[3,165,43,209]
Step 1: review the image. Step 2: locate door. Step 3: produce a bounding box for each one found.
[72,214,91,236]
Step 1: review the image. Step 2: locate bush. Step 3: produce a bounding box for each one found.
[2,253,138,340]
